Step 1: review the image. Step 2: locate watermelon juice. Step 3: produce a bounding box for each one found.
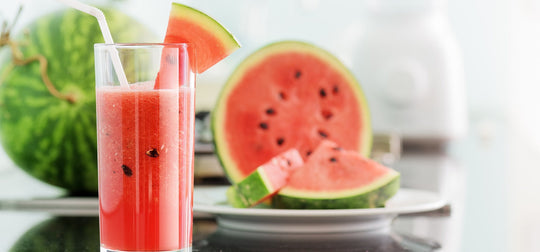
[96,82,194,251]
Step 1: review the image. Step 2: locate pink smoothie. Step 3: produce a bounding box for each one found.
[96,82,194,251]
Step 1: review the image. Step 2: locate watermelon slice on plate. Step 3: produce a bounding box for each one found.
[273,140,400,209]
[212,41,372,184]
[226,149,303,208]
[164,3,240,73]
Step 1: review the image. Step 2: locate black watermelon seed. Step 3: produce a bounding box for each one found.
[122,165,133,177]
[295,70,302,79]
[306,150,312,156]
[146,148,160,158]
[266,108,276,115]
[322,110,333,120]
[259,122,269,130]
[318,130,329,138]
[319,88,327,98]
[287,159,292,166]
[277,138,285,146]
[279,92,287,100]
[333,85,339,94]
[330,157,338,162]
[332,147,343,151]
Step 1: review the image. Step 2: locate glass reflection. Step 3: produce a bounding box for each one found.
[194,227,440,252]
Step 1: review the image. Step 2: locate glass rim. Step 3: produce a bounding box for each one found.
[94,42,190,49]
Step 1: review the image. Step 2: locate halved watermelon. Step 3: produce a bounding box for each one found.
[212,41,372,184]
[164,3,240,73]
[226,149,303,208]
[273,140,400,209]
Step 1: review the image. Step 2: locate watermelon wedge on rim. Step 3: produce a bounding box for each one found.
[163,3,241,73]
[212,41,372,184]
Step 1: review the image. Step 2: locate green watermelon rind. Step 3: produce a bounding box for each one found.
[273,171,400,209]
[226,186,248,208]
[226,165,275,208]
[212,40,373,184]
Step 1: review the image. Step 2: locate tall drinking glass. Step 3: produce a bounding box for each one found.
[94,43,195,252]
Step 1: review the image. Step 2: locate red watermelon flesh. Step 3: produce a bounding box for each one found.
[260,148,304,191]
[287,140,390,191]
[213,41,372,183]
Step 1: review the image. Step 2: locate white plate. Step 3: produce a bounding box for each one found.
[194,186,447,234]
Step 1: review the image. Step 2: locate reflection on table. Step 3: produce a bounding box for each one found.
[7,216,443,252]
[9,217,99,251]
[195,224,440,252]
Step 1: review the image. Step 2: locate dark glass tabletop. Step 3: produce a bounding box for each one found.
[6,215,443,252]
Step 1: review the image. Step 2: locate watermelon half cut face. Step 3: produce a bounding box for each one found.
[213,41,372,183]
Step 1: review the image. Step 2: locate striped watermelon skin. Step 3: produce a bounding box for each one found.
[0,9,155,194]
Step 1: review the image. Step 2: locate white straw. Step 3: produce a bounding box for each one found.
[56,0,130,88]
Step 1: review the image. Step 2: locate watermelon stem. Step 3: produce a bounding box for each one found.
[0,5,22,40]
[12,50,77,103]
[1,7,76,104]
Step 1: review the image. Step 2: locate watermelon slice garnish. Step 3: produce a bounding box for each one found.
[164,3,240,73]
[154,3,240,89]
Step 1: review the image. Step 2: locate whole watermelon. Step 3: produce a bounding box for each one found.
[0,8,155,194]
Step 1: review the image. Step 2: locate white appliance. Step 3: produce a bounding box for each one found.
[189,0,467,143]
[348,0,467,142]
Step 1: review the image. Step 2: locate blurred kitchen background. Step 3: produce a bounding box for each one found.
[0,0,539,251]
